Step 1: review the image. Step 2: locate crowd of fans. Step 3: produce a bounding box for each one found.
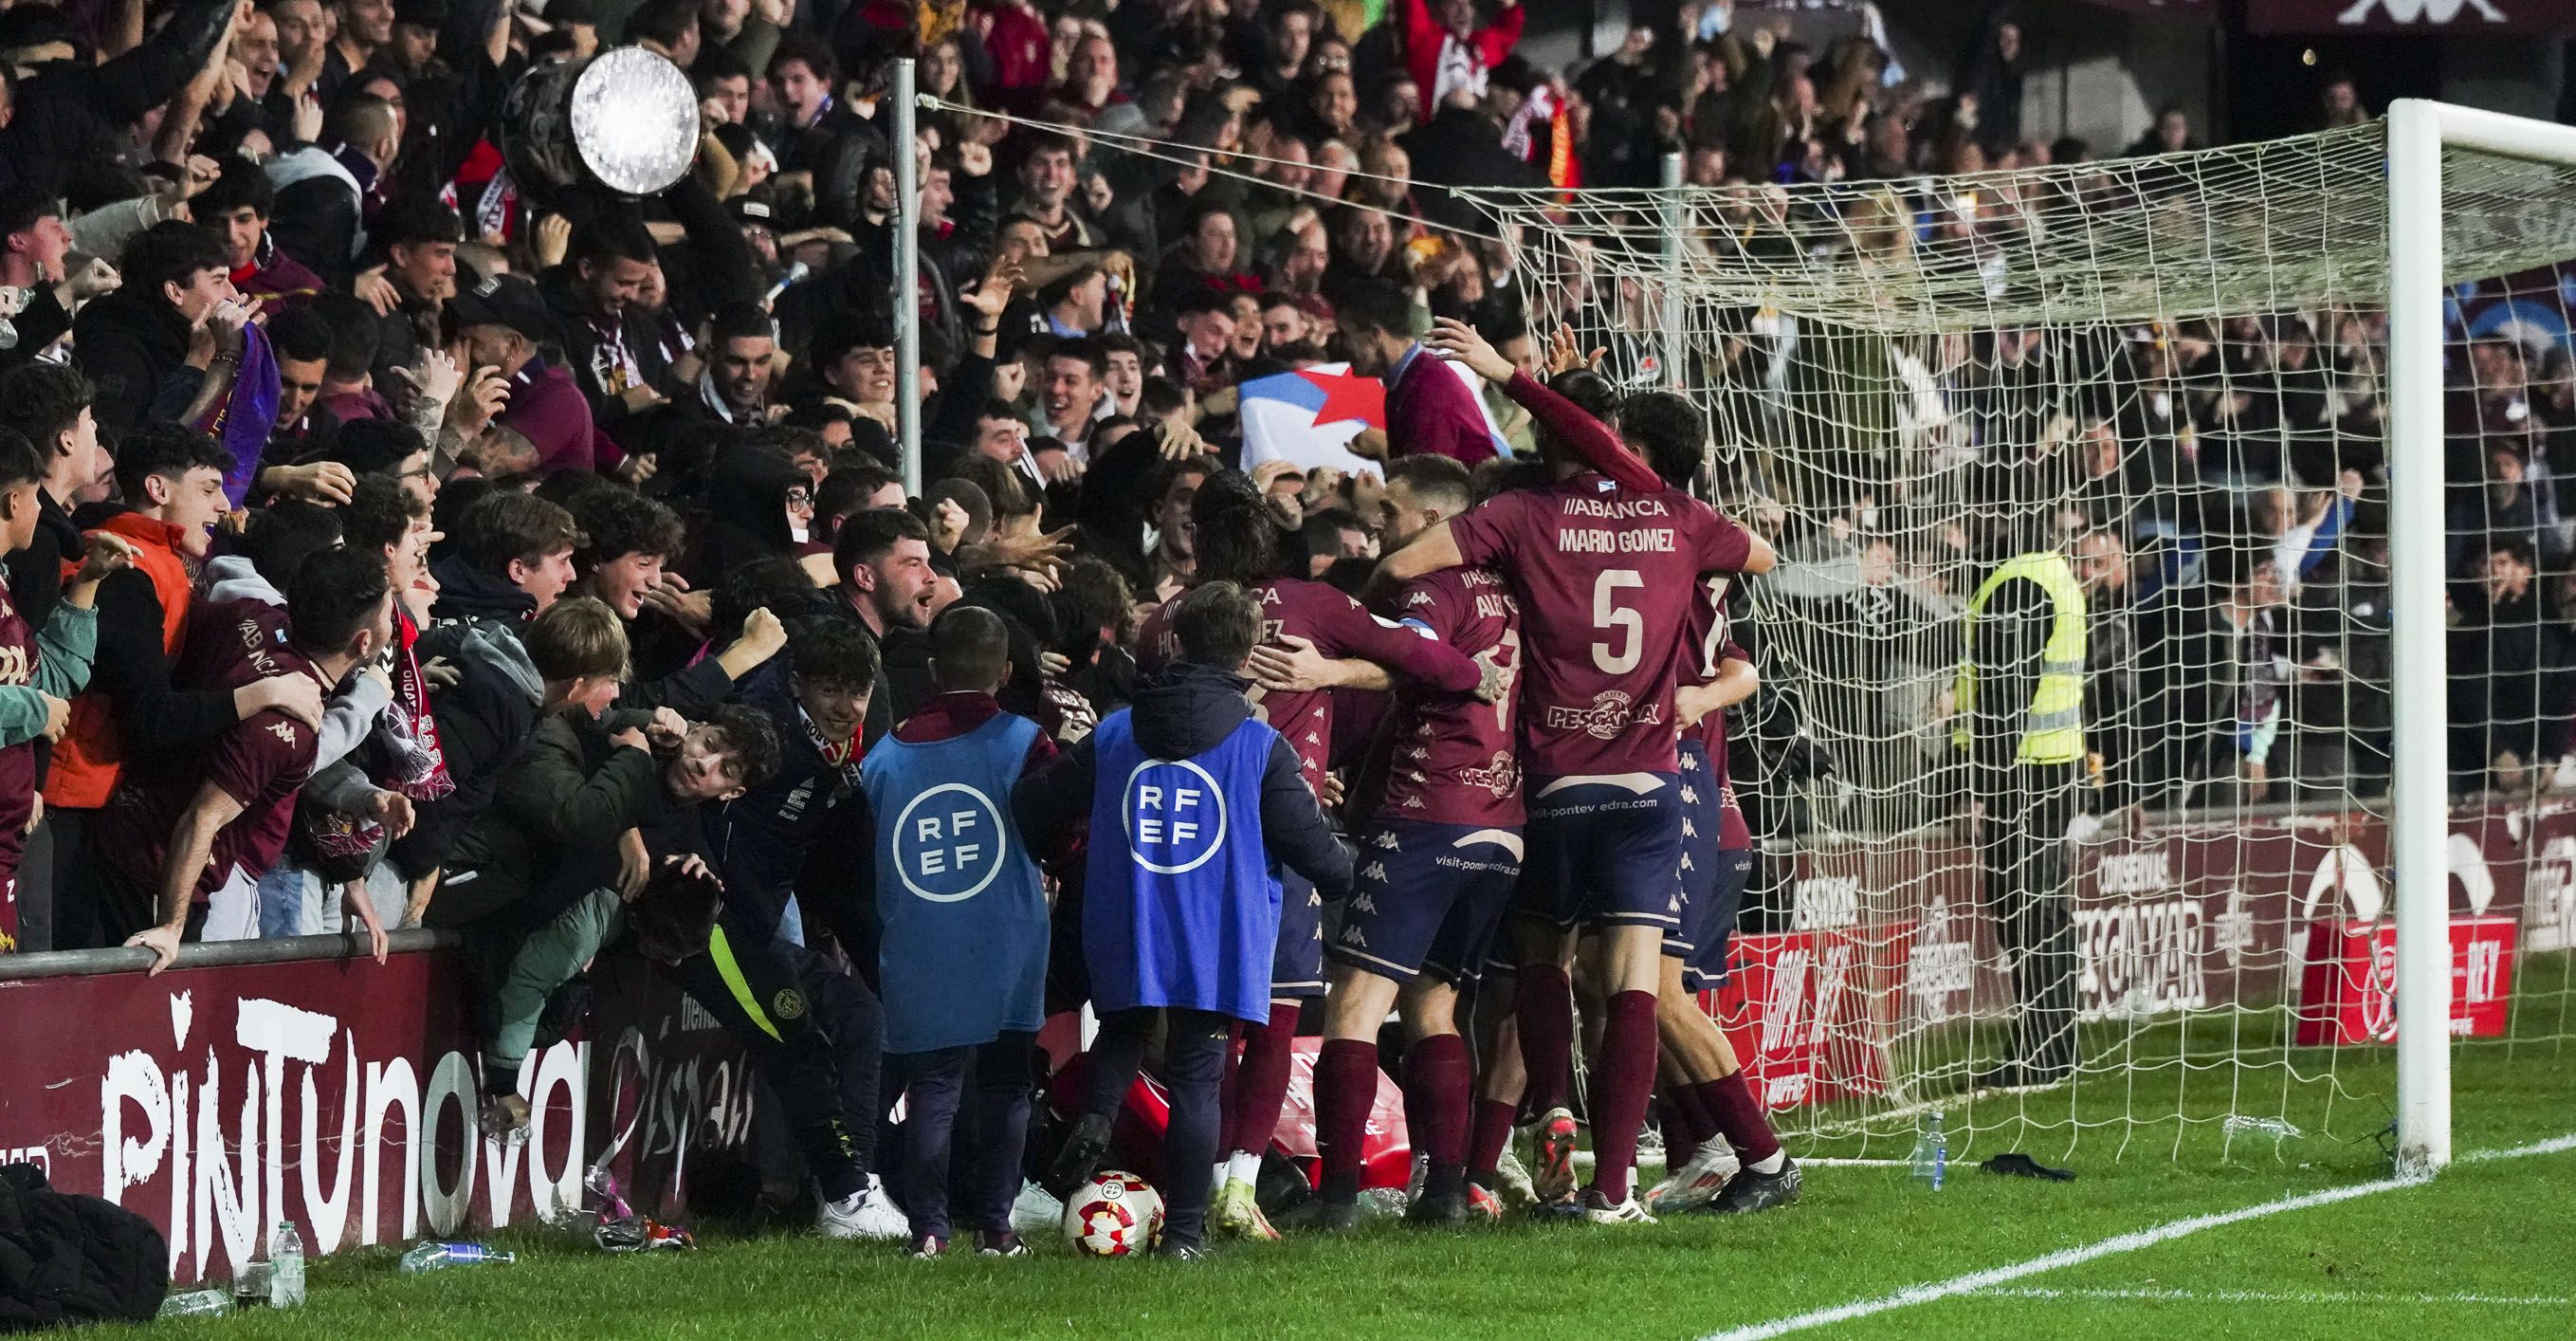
[0,0,2536,907]
[0,0,2554,1239]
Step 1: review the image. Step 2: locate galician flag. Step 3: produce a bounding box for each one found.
[1238,361,1388,480]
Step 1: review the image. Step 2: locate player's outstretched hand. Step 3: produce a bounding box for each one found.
[1250,634,1340,693]
[1427,318,1515,384]
[1546,323,1606,377]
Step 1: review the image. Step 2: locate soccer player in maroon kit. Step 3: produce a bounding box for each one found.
[1134,468,1502,1239]
[1373,321,1778,1223]
[110,549,396,973]
[1619,389,1797,1215]
[1248,453,1524,1229]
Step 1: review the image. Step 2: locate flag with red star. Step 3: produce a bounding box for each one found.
[1238,361,1389,479]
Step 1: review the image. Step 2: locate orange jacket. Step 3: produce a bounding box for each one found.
[45,512,194,809]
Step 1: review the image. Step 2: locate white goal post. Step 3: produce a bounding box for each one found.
[2386,99,2576,1174]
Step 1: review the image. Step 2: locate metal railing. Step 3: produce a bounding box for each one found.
[0,928,464,983]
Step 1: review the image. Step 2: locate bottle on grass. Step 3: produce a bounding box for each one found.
[399,1241,517,1274]
[158,1289,231,1318]
[1910,1111,1947,1191]
[270,1222,305,1307]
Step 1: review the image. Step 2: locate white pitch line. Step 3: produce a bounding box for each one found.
[1973,1287,2574,1307]
[1700,1131,2576,1341]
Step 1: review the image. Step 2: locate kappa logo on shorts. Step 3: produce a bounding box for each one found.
[773,988,807,1020]
[1351,891,1378,913]
[1681,784,1699,805]
[1361,861,1386,882]
[1681,750,1701,771]
[1371,831,1399,849]
[1341,925,1368,947]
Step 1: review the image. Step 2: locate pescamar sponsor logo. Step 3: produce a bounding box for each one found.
[2074,897,2209,1020]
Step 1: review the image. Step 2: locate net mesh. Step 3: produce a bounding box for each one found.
[1462,119,2576,1164]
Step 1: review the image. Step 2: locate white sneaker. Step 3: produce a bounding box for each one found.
[818,1174,910,1240]
[1645,1140,1741,1211]
[1492,1148,1539,1208]
[1009,1180,1064,1237]
[1579,1189,1658,1226]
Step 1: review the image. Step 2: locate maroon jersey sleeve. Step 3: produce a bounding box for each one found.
[1304,587,1482,695]
[1683,498,1757,576]
[1501,371,1663,493]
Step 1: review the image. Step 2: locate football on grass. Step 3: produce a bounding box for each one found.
[1063,1171,1164,1257]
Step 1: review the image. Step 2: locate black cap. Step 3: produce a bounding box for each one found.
[445,271,559,346]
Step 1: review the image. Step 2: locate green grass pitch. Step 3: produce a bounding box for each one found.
[129,957,2575,1341]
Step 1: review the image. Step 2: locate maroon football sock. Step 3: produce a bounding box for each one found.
[1690,1076,1729,1145]
[1585,991,1660,1204]
[1401,1033,1472,1179]
[1466,1098,1517,1186]
[1513,964,1575,1113]
[1658,1084,1705,1166]
[1315,1038,1379,1203]
[1698,1072,1782,1167]
[1222,1002,1301,1160]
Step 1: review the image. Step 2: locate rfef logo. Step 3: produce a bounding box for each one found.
[1123,760,1229,874]
[891,782,1010,902]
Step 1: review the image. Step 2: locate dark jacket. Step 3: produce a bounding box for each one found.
[429,705,659,928]
[0,0,233,196]
[70,292,198,441]
[1012,660,1354,899]
[0,1163,167,1329]
[398,556,543,880]
[539,265,672,430]
[692,445,802,585]
[705,658,868,946]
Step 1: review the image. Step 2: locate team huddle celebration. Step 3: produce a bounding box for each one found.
[0,0,2074,1277]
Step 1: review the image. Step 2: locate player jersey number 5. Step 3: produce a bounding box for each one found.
[1592,569,1645,673]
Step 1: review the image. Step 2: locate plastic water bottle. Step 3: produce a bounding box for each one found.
[2223,1114,2303,1141]
[399,1241,517,1274]
[270,1222,305,1307]
[158,1289,231,1318]
[1909,1111,1947,1191]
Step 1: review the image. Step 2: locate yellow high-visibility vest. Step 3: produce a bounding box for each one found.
[1952,551,2088,764]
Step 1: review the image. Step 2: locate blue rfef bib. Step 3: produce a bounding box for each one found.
[1082,709,1283,1024]
[861,712,1050,1054]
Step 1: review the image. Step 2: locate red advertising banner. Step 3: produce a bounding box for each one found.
[0,947,749,1285]
[2293,916,2520,1044]
[1701,797,2564,1110]
[1704,923,1917,1111]
[2248,0,2576,34]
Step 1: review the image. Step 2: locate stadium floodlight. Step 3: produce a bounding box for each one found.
[1461,100,2576,1177]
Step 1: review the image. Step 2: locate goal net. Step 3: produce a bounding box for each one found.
[1461,118,2576,1165]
